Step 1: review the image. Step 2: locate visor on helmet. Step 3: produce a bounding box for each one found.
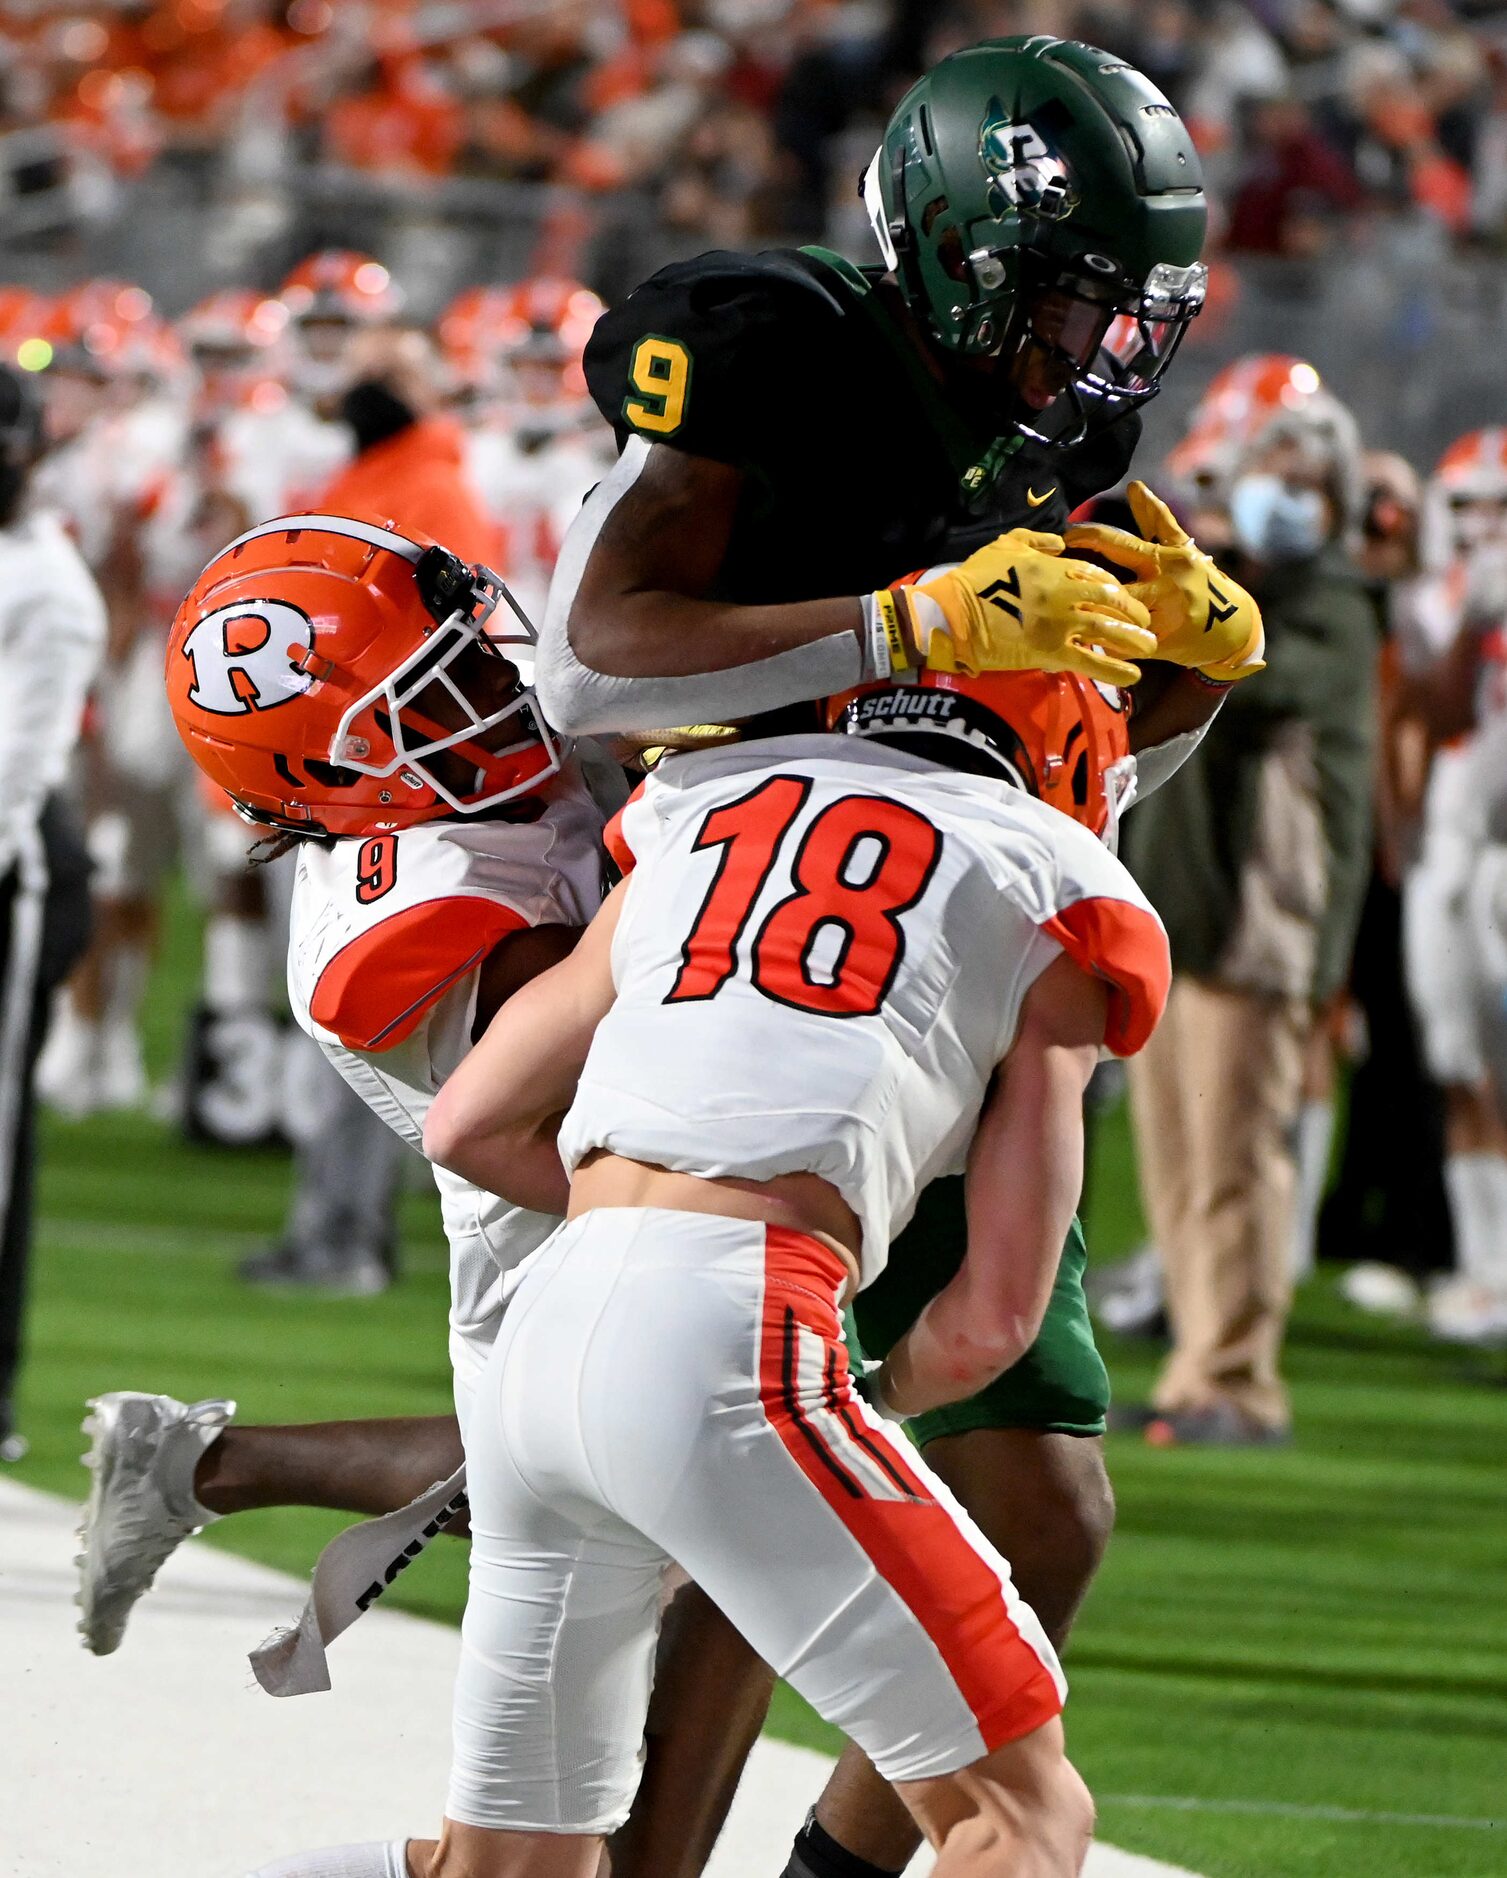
[977,254,1205,447]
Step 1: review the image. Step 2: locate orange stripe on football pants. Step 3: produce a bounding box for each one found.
[756,1226,1063,1754]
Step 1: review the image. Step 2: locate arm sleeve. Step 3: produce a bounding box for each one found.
[1133,713,1219,798]
[535,437,866,737]
[585,256,802,464]
[541,260,871,735]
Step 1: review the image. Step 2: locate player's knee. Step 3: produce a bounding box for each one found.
[1025,1439,1115,1597]
[1060,1444,1116,1568]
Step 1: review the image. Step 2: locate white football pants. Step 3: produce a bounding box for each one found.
[447,1206,1063,1835]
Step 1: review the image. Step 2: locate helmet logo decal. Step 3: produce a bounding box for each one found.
[979,100,1076,221]
[182,599,316,715]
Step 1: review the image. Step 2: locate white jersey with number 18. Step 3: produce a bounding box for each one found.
[559,735,1168,1282]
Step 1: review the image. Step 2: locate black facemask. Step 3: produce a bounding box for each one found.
[338,378,417,453]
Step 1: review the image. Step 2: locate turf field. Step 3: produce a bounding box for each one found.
[8,898,1507,1877]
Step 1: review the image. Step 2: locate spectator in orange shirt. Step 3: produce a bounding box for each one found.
[326,54,462,178]
[318,327,498,565]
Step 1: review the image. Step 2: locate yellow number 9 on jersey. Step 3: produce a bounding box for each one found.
[623,335,691,436]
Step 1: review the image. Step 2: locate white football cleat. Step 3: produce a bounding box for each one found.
[95,1022,148,1111]
[35,1006,102,1119]
[1426,1275,1507,1347]
[1339,1261,1422,1319]
[76,1391,235,1655]
[1090,1243,1165,1334]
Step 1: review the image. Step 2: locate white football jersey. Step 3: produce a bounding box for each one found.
[31,395,188,573]
[288,764,606,1401]
[217,393,351,526]
[561,735,1168,1282]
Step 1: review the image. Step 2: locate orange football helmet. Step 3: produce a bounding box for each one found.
[180,288,288,356]
[39,280,157,378]
[167,513,565,838]
[279,251,401,324]
[440,277,603,402]
[495,277,604,366]
[1167,354,1324,492]
[824,570,1134,843]
[1421,428,1507,571]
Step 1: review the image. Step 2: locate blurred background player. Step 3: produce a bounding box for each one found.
[1318,450,1457,1319]
[0,360,106,1461]
[1394,428,1507,1343]
[41,289,277,1125]
[31,282,190,1117]
[279,248,402,407]
[442,278,612,624]
[174,261,360,1150]
[1117,385,1377,1443]
[238,317,504,1292]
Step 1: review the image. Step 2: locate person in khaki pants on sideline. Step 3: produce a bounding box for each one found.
[1119,390,1378,1444]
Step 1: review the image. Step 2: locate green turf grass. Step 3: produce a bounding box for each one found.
[9,901,1507,1876]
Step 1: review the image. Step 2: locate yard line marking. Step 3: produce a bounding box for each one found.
[1103,1794,1502,1832]
[36,1215,448,1272]
[40,1218,263,1255]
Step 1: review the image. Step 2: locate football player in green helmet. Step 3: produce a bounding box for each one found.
[528,33,1265,1878]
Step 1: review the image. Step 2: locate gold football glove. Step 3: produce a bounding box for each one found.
[888,528,1156,689]
[615,724,740,771]
[1065,482,1265,684]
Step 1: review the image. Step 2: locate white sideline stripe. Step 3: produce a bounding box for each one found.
[0,1480,1196,1877]
[1103,1794,1504,1833]
[35,1216,449,1274]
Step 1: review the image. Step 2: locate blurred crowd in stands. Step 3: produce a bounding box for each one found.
[6,0,1507,266]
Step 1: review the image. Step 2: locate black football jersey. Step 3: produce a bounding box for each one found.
[583,245,1142,605]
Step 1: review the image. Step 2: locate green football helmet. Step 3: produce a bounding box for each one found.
[862,34,1208,447]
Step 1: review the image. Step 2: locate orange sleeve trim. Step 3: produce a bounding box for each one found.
[311,898,527,1052]
[604,779,647,876]
[1041,896,1170,1057]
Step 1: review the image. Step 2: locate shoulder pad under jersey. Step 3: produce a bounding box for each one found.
[585,249,862,464]
[297,788,605,1052]
[1034,813,1169,1057]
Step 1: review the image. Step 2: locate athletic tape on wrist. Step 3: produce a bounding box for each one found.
[904,589,948,666]
[860,592,892,682]
[248,1463,468,1696]
[864,588,912,681]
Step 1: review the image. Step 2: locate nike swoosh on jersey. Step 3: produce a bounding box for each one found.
[1026,486,1057,508]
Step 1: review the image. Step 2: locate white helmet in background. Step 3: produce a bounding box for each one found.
[1420,428,1507,574]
